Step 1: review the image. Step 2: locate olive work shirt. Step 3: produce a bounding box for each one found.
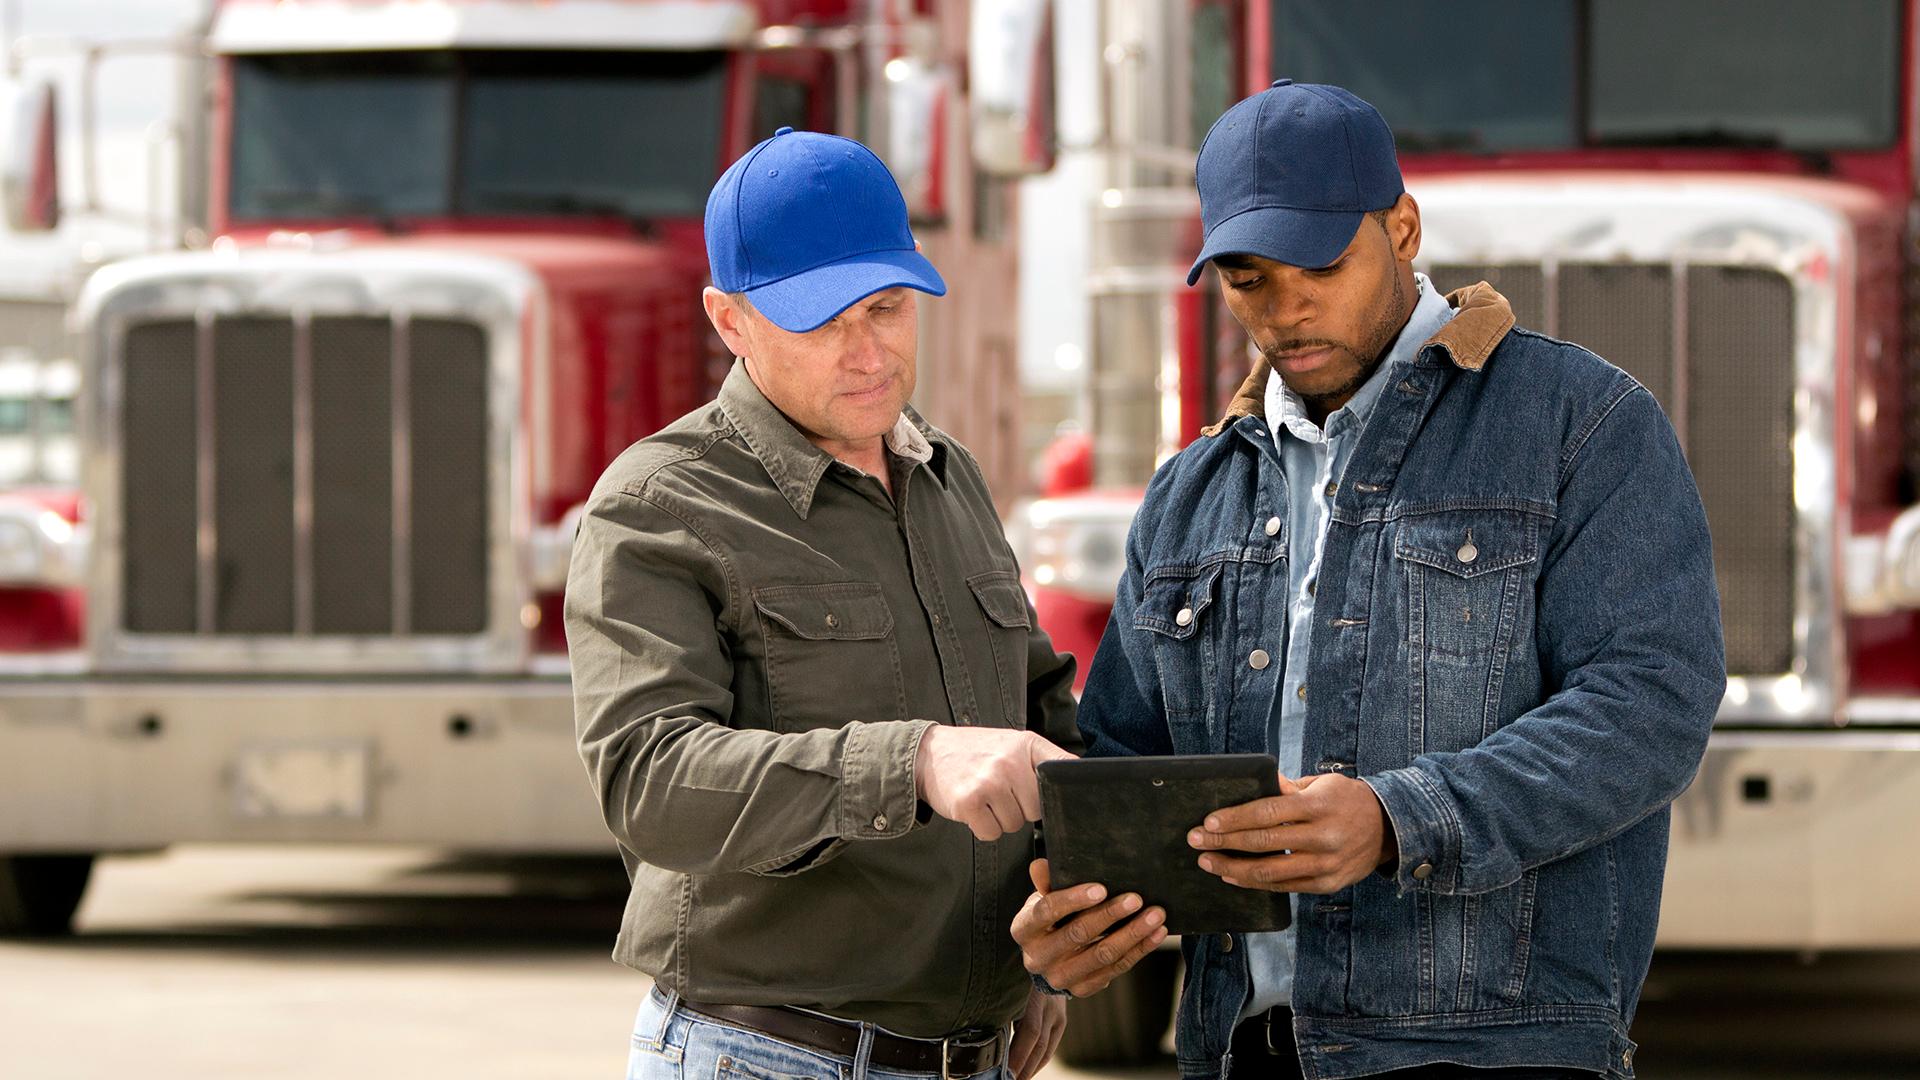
[565,361,1080,1038]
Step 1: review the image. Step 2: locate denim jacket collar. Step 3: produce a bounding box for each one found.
[1200,281,1517,438]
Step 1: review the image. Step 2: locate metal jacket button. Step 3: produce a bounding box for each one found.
[1175,607,1194,627]
[1295,684,1307,701]
[1457,529,1478,564]
[872,814,889,831]
[1412,862,1434,881]
[1249,649,1271,670]
[1264,516,1281,537]
[825,613,839,628]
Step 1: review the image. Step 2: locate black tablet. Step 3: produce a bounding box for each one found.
[1037,754,1289,935]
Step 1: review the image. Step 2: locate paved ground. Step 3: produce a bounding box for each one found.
[2,847,1917,1079]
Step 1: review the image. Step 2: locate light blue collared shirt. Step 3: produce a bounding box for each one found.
[1239,272,1457,1021]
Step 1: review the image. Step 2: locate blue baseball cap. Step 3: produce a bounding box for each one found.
[1187,80,1405,285]
[705,127,947,333]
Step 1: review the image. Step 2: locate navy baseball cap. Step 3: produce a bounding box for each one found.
[705,127,946,333]
[1186,80,1405,285]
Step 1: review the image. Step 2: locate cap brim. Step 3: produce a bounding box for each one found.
[744,248,948,333]
[1185,206,1364,285]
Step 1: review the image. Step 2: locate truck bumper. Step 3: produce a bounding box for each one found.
[0,676,613,853]
[1659,727,1920,949]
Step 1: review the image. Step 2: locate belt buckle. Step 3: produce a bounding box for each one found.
[939,1030,997,1080]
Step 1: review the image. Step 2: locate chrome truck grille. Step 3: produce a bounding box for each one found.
[120,315,489,637]
[81,251,535,674]
[1429,262,1796,676]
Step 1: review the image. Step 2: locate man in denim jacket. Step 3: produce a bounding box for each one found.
[1011,82,1725,1079]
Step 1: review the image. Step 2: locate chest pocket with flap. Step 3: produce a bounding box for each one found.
[967,569,1032,727]
[1133,561,1227,718]
[753,582,904,731]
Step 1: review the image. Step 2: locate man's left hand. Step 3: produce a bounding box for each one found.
[1187,773,1398,894]
[1007,986,1067,1080]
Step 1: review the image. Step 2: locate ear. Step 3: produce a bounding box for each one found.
[1387,192,1421,264]
[702,286,753,358]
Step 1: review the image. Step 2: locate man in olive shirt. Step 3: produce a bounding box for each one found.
[565,127,1079,1080]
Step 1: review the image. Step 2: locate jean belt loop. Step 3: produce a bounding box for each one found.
[851,1020,876,1080]
[648,985,680,1046]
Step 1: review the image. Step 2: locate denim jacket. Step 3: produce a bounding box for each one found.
[1075,284,1726,1080]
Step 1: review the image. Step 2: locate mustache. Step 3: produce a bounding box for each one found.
[1260,338,1348,361]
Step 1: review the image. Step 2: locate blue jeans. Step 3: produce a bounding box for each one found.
[626,986,1008,1080]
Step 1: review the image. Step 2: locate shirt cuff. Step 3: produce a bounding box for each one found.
[840,719,937,841]
[1362,766,1462,894]
[1031,972,1073,998]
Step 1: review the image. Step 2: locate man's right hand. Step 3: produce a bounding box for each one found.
[1011,858,1167,997]
[914,726,1073,841]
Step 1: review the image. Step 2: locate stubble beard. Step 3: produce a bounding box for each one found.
[1292,270,1410,418]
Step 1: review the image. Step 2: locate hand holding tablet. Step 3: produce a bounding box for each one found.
[1033,754,1292,935]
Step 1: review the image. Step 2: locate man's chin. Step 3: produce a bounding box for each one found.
[826,399,908,444]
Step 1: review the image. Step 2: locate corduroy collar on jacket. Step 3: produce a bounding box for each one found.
[1199,280,1517,437]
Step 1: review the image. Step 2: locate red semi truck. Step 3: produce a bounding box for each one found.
[1024,0,1920,1056]
[0,0,1053,935]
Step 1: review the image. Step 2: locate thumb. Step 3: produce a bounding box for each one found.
[1027,736,1076,765]
[1028,857,1052,894]
[1277,772,1303,796]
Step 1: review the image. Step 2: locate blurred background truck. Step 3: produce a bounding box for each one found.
[0,0,1055,936]
[6,0,1920,1068]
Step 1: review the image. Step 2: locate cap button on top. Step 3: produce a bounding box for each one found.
[774,126,794,136]
[1271,78,1293,87]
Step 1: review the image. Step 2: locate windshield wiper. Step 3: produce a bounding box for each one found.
[470,190,656,233]
[250,189,403,233]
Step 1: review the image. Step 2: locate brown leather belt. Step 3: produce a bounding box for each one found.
[673,996,1007,1079]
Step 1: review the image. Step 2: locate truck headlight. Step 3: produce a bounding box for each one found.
[529,502,586,594]
[1016,494,1138,603]
[1882,506,1920,606]
[1847,505,1920,614]
[0,499,81,586]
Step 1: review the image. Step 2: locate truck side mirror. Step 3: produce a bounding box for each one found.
[968,0,1056,177]
[1,78,60,233]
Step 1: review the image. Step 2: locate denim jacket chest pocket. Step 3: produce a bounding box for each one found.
[1132,560,1229,732]
[966,569,1032,728]
[752,582,905,732]
[1393,509,1541,753]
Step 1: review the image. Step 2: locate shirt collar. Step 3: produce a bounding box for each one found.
[1264,271,1456,448]
[716,360,943,519]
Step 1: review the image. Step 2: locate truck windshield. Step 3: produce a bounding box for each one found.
[229,50,729,223]
[1270,0,1900,153]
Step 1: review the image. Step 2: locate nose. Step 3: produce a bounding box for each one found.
[1267,277,1316,330]
[841,314,888,373]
